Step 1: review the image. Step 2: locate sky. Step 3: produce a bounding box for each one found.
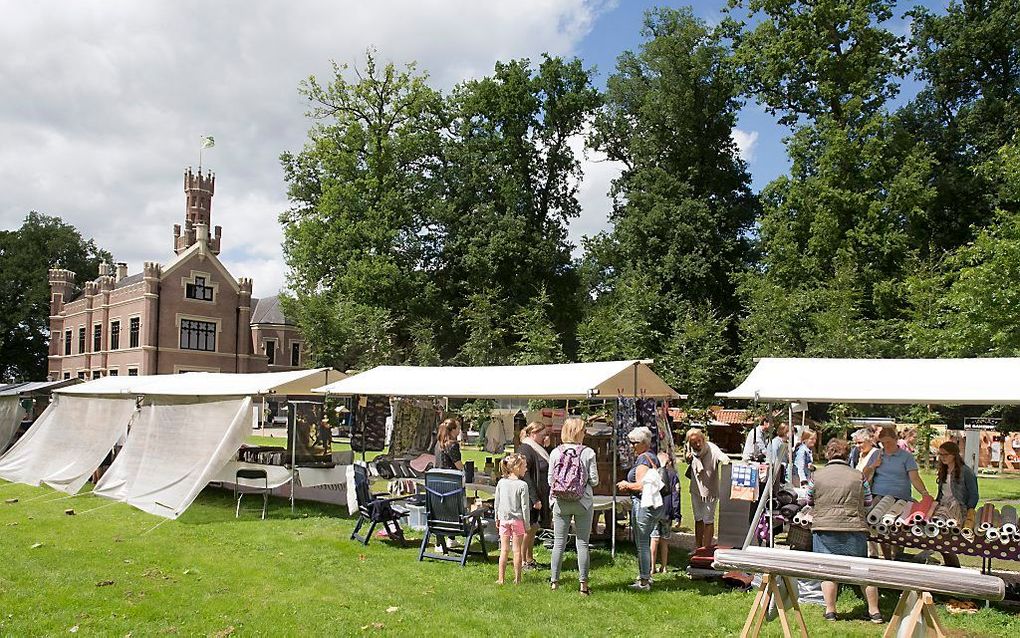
[0,0,946,298]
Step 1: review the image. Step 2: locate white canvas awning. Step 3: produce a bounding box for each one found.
[93,396,253,519]
[0,395,138,494]
[721,357,1020,405]
[313,360,680,399]
[56,368,344,398]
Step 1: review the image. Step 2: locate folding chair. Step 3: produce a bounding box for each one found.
[234,468,269,520]
[418,469,488,566]
[350,464,407,546]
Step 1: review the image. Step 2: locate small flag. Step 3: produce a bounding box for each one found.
[201,136,215,149]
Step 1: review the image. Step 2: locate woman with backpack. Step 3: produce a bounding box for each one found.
[547,418,599,595]
[616,426,664,591]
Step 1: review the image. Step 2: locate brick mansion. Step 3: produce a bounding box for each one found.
[47,169,305,380]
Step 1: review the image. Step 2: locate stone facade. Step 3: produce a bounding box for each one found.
[47,168,305,379]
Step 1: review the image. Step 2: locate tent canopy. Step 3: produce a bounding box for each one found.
[721,357,1020,405]
[0,379,81,397]
[56,368,344,398]
[313,360,680,400]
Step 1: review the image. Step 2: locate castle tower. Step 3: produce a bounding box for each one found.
[175,168,221,255]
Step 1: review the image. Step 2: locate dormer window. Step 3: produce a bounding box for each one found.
[186,276,214,301]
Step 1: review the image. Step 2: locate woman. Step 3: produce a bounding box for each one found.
[770,422,790,481]
[686,428,728,549]
[547,418,599,595]
[851,429,879,471]
[809,438,882,623]
[866,425,929,560]
[434,418,463,470]
[792,429,816,487]
[518,421,551,570]
[936,441,979,568]
[616,426,662,591]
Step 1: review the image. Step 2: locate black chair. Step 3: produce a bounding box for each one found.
[234,468,269,520]
[418,469,488,566]
[350,464,407,546]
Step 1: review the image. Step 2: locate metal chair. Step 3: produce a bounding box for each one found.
[350,464,407,546]
[234,468,269,520]
[418,469,488,566]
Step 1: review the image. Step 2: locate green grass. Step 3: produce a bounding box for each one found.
[1,480,1018,637]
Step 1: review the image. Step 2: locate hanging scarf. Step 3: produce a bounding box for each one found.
[522,436,550,463]
[690,443,722,501]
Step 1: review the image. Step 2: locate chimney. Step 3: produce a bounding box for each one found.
[115,262,128,282]
[98,262,111,277]
[196,222,210,245]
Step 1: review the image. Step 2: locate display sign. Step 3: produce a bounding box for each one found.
[964,417,1001,431]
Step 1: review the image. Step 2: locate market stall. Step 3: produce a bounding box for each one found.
[721,357,1020,571]
[0,379,82,453]
[0,369,345,518]
[313,360,683,555]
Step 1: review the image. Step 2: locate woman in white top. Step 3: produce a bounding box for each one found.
[853,429,879,472]
[547,418,599,595]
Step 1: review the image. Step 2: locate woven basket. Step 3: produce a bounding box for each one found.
[787,524,813,551]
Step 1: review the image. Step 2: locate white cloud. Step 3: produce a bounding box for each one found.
[566,130,625,256]
[732,128,760,163]
[0,0,606,297]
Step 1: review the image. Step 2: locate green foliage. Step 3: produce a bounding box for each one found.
[513,285,565,365]
[0,212,111,381]
[905,404,942,469]
[577,270,663,362]
[658,302,731,407]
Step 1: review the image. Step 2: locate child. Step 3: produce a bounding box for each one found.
[494,453,530,585]
[651,451,680,574]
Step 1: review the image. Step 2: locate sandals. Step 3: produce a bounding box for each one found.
[868,612,884,624]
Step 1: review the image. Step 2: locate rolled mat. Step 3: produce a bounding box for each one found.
[907,495,936,523]
[867,495,897,525]
[1000,505,1018,535]
[882,500,908,526]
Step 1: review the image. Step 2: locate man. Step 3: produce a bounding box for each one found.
[742,419,771,462]
[863,425,930,558]
[686,428,729,548]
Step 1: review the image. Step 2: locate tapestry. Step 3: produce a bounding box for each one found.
[352,395,389,452]
[389,399,442,456]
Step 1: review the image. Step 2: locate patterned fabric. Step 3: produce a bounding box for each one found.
[389,399,442,456]
[636,398,659,454]
[615,397,637,468]
[352,395,389,452]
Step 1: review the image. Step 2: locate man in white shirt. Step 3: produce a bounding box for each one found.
[742,420,771,462]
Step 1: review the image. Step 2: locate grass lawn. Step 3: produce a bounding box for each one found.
[1,479,1019,637]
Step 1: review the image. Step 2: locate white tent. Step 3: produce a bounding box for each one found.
[53,368,344,518]
[313,360,680,399]
[720,357,1020,405]
[315,360,680,558]
[93,396,253,518]
[0,368,345,517]
[59,368,344,398]
[0,395,138,494]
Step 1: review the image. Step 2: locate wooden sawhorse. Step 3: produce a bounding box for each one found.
[741,573,808,638]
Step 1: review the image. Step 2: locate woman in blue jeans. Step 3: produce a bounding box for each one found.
[616,426,662,591]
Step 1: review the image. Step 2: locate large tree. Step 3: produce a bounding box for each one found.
[732,0,934,363]
[438,55,599,362]
[580,7,757,399]
[279,50,445,371]
[899,0,1020,255]
[0,212,110,381]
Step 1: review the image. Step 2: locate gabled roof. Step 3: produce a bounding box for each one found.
[56,368,344,397]
[251,295,293,326]
[314,361,681,400]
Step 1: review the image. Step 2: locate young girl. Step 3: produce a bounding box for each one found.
[494,453,530,585]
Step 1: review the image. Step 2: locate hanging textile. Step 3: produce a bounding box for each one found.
[615,397,637,469]
[484,409,517,454]
[352,395,389,452]
[636,398,659,455]
[389,398,442,456]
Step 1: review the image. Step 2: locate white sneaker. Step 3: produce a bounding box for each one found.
[628,580,651,591]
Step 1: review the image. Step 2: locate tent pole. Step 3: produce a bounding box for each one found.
[612,397,618,559]
[290,401,296,513]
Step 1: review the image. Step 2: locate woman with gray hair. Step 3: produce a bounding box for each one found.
[615,426,662,590]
